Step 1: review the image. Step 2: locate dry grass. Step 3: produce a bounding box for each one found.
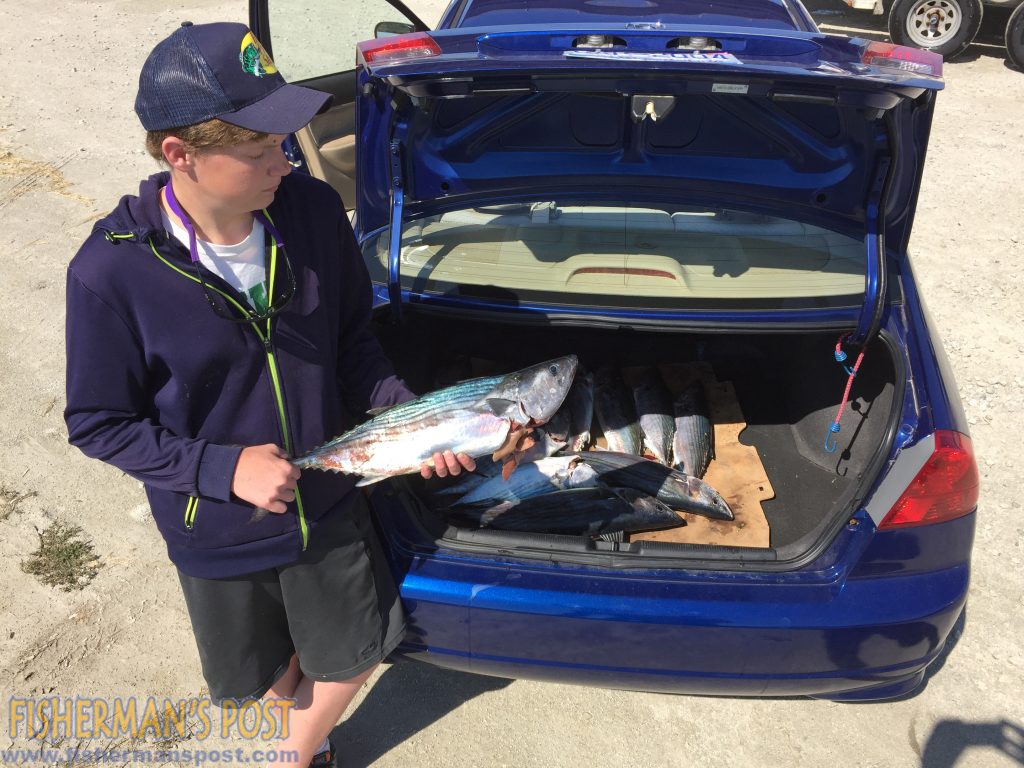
[1,484,37,521]
[21,520,101,591]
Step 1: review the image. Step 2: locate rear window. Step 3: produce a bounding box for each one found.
[362,201,866,311]
[458,0,801,30]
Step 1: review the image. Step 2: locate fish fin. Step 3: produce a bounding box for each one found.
[355,475,386,487]
[365,405,393,417]
[500,458,517,482]
[484,398,518,417]
[491,425,528,462]
[517,434,537,453]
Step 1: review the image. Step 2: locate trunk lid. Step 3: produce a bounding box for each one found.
[355,27,942,342]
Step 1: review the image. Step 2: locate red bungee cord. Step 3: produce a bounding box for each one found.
[825,334,866,453]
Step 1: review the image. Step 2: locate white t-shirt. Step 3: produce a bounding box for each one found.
[161,210,269,313]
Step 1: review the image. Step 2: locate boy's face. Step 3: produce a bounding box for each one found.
[188,134,291,214]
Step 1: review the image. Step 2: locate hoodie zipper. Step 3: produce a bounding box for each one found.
[133,229,310,550]
[184,495,199,530]
[260,320,309,548]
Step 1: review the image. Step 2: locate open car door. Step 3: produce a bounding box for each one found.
[249,0,428,207]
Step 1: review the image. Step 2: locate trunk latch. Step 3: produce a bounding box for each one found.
[631,95,676,123]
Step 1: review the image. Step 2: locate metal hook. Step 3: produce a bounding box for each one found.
[824,422,841,453]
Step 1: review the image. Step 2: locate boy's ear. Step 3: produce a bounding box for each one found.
[161,136,192,170]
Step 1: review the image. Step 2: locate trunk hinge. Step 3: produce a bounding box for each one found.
[387,120,410,323]
[852,122,894,347]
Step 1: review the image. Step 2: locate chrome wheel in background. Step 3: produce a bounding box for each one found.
[888,0,984,59]
[1007,1,1024,69]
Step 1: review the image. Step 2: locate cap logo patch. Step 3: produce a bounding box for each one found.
[239,32,278,77]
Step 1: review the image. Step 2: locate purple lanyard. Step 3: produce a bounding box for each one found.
[163,181,285,263]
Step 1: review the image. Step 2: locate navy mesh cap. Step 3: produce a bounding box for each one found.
[135,21,331,133]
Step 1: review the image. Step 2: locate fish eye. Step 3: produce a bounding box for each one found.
[548,365,558,375]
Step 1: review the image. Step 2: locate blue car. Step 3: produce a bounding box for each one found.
[249,0,978,701]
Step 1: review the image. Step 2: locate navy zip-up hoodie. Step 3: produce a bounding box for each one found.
[65,171,414,578]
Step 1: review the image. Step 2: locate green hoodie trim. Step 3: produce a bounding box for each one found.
[184,495,198,530]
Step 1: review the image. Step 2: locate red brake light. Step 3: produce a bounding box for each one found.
[878,430,978,529]
[358,32,441,65]
[861,41,943,77]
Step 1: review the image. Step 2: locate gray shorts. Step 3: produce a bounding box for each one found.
[176,493,406,704]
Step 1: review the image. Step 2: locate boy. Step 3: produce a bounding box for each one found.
[64,21,472,768]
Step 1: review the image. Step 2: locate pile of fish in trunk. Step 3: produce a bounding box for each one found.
[432,363,732,540]
[292,356,733,540]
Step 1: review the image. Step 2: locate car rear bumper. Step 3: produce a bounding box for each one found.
[379,510,975,701]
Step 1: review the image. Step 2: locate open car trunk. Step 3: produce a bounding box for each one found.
[371,311,900,565]
[347,26,936,567]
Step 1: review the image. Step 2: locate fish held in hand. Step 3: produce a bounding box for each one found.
[292,355,578,485]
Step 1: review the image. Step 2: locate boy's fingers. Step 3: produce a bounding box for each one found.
[421,452,474,478]
[432,452,448,478]
[442,450,458,475]
[443,450,460,475]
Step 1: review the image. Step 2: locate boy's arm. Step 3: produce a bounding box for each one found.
[64,270,240,501]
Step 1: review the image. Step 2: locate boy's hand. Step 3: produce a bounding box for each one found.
[421,450,476,479]
[232,444,300,513]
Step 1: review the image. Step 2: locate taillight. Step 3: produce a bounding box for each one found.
[357,32,441,65]
[878,430,978,529]
[861,41,943,77]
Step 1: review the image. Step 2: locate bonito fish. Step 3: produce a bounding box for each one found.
[254,361,578,523]
[672,381,714,478]
[565,370,594,452]
[542,407,572,444]
[450,486,685,537]
[511,427,568,466]
[576,451,734,521]
[632,368,675,466]
[593,365,643,455]
[293,355,578,484]
[454,455,579,506]
[429,428,564,501]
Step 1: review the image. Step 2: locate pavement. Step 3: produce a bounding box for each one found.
[1,1,1022,766]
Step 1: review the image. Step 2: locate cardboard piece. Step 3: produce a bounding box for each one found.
[625,362,774,548]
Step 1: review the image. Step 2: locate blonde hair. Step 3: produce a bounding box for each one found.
[145,119,269,164]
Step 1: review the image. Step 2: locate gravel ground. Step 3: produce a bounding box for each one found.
[1,1,1022,766]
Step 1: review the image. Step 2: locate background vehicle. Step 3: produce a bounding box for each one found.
[1007,0,1024,65]
[839,0,1023,60]
[250,0,977,701]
